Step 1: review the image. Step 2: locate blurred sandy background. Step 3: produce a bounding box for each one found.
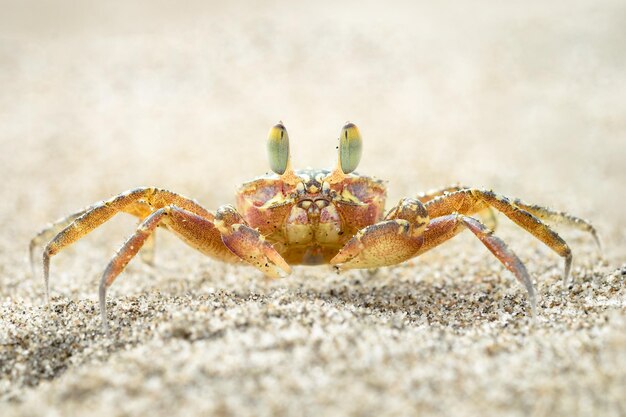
[0,1,625,416]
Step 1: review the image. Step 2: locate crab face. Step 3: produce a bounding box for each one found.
[235,123,386,265]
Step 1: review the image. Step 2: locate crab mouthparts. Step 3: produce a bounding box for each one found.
[297,198,330,213]
[287,198,341,231]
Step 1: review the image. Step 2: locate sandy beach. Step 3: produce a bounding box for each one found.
[1,1,625,416]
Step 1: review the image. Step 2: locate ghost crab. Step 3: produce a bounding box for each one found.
[31,122,600,333]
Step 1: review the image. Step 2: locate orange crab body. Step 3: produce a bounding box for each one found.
[236,169,386,265]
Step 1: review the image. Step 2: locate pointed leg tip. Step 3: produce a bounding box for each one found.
[100,313,111,337]
[272,262,291,278]
[593,233,603,253]
[254,253,291,279]
[562,279,571,292]
[562,254,573,290]
[44,282,51,304]
[526,284,537,320]
[102,324,111,337]
[261,245,291,278]
[263,267,286,280]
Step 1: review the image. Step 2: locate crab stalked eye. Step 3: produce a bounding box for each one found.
[267,122,291,175]
[339,122,362,174]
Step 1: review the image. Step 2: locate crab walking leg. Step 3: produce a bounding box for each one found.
[30,209,87,279]
[29,201,155,277]
[123,199,161,266]
[139,232,157,266]
[414,214,536,316]
[425,189,577,287]
[99,207,169,334]
[417,184,470,203]
[511,198,601,249]
[417,185,498,230]
[99,205,290,333]
[41,187,215,302]
[117,200,160,265]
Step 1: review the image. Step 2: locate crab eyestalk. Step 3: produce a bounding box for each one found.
[326,122,363,184]
[267,122,290,175]
[339,122,362,174]
[267,122,299,184]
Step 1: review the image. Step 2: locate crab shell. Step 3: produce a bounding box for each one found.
[236,169,386,265]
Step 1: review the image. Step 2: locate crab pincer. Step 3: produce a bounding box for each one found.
[331,198,429,269]
[215,205,291,278]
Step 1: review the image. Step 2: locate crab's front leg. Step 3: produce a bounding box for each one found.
[99,204,290,297]
[331,198,537,316]
[99,204,289,333]
[330,198,429,269]
[213,205,291,278]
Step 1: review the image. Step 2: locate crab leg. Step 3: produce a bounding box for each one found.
[416,184,470,203]
[97,204,289,333]
[40,187,214,302]
[415,214,536,316]
[30,201,155,277]
[511,198,601,249]
[331,210,536,316]
[117,200,159,265]
[424,189,599,246]
[417,184,498,230]
[99,207,169,334]
[424,189,599,287]
[30,208,87,279]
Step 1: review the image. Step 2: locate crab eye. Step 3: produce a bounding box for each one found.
[267,122,290,175]
[339,122,362,174]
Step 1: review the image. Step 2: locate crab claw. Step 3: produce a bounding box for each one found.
[215,205,290,278]
[330,220,424,270]
[221,224,291,278]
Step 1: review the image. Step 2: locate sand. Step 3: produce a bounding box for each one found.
[1,1,625,416]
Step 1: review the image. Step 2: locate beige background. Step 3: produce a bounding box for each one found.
[1,1,625,416]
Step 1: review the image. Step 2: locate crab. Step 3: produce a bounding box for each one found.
[30,122,600,333]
